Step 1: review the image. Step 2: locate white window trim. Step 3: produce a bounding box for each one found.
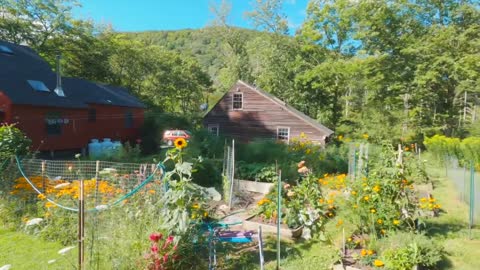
[208,124,219,136]
[232,92,243,110]
[276,126,290,143]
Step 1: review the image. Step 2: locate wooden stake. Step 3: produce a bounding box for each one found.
[78,178,85,270]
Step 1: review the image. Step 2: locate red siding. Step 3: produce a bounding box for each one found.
[204,82,329,144]
[0,91,12,123]
[8,104,143,151]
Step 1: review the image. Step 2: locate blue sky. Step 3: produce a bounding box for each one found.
[74,0,309,32]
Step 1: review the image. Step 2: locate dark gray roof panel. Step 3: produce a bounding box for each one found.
[0,40,145,109]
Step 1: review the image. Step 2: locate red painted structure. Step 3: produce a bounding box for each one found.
[0,40,145,152]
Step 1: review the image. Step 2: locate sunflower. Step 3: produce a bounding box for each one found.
[174,138,187,149]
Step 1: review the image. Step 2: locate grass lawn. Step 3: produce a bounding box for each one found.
[425,167,480,270]
[0,227,76,270]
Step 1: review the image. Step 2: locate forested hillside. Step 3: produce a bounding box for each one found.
[125,27,269,89]
[1,0,479,143]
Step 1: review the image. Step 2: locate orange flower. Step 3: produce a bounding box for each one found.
[37,193,46,200]
[148,189,156,194]
[360,249,367,256]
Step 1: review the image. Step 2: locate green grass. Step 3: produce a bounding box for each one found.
[425,167,480,270]
[0,227,76,270]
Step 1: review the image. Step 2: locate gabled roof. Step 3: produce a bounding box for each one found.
[0,40,145,109]
[207,80,334,136]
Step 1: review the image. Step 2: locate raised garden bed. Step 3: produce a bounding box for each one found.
[235,179,274,195]
[242,215,303,239]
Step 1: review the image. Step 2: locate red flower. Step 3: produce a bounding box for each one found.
[150,233,163,242]
[163,254,169,263]
[166,235,174,244]
[151,244,158,253]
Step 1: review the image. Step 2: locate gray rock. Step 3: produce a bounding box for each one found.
[206,187,222,201]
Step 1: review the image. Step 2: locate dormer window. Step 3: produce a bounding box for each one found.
[0,45,13,55]
[233,93,243,110]
[27,80,50,92]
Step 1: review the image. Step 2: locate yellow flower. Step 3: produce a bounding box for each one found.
[367,249,374,255]
[362,133,369,139]
[45,201,56,208]
[336,219,343,227]
[393,219,400,225]
[338,135,343,140]
[420,198,427,202]
[372,185,380,193]
[347,237,352,242]
[351,190,357,195]
[192,203,200,209]
[174,138,187,149]
[360,249,367,256]
[381,229,386,234]
[377,219,383,224]
[37,193,46,200]
[429,198,436,203]
[373,259,384,267]
[353,204,358,209]
[370,208,376,213]
[364,196,369,201]
[204,212,208,217]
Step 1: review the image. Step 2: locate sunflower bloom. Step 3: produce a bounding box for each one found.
[174,138,187,149]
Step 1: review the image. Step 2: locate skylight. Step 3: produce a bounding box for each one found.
[0,45,13,54]
[27,80,50,92]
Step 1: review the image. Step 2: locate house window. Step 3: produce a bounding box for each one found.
[232,93,243,110]
[277,127,290,142]
[45,112,62,136]
[125,111,134,128]
[27,80,50,92]
[208,124,219,136]
[88,109,96,122]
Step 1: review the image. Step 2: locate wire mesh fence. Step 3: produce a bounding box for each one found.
[445,157,479,225]
[0,157,166,269]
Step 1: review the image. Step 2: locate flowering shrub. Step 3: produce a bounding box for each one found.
[145,233,178,270]
[346,144,420,236]
[256,169,333,234]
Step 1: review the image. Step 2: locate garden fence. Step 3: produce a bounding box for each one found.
[0,157,165,270]
[222,140,236,208]
[445,157,479,225]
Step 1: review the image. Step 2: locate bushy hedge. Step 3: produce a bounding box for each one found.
[0,124,31,160]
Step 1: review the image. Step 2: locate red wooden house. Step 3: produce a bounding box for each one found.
[0,40,145,152]
[204,80,333,144]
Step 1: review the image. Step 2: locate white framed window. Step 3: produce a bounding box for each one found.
[232,93,243,110]
[208,124,219,136]
[277,127,290,143]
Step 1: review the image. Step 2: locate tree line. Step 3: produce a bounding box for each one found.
[1,0,479,143]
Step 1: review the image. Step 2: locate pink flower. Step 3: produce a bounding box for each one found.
[151,244,158,253]
[173,244,178,251]
[163,254,169,263]
[150,233,163,242]
[166,235,174,244]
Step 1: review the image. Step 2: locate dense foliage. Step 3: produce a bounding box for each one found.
[0,124,31,161]
[2,0,478,142]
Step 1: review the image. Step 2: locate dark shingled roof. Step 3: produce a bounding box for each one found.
[0,40,145,109]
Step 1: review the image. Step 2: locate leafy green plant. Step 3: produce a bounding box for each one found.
[0,124,31,160]
[236,162,277,182]
[380,232,443,269]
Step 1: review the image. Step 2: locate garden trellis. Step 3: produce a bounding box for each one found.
[5,156,165,270]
